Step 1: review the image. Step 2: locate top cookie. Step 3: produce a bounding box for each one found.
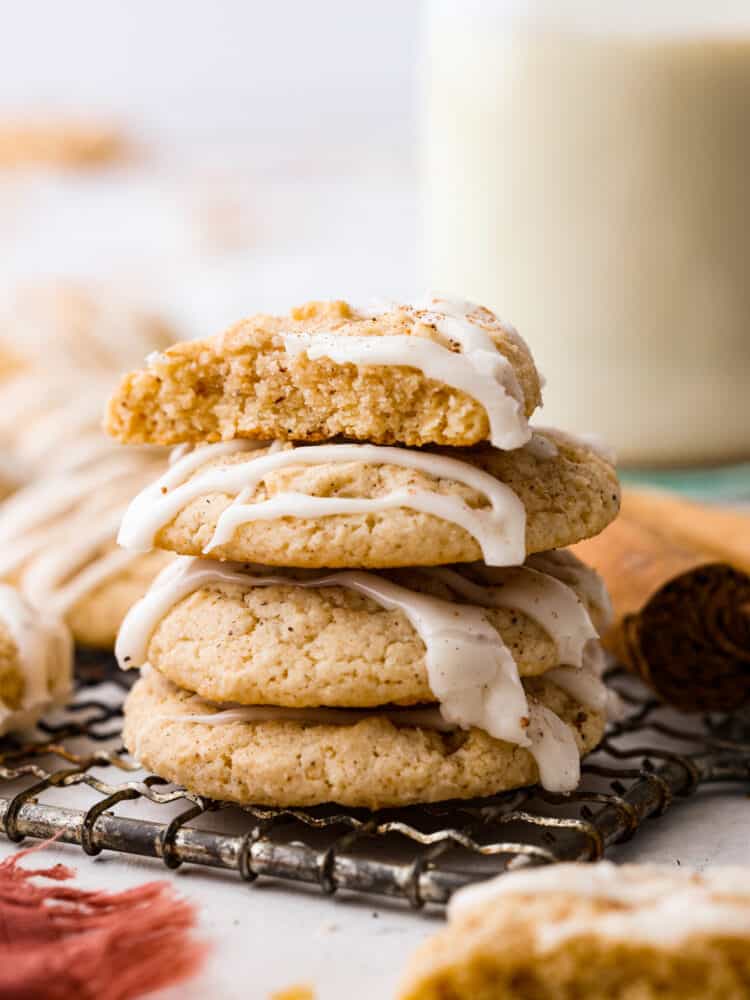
[105,296,543,450]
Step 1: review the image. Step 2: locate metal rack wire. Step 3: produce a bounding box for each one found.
[1,654,748,908]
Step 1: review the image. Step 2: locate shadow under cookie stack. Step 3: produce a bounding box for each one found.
[108,297,621,809]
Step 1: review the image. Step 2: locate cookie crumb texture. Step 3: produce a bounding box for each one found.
[105,300,542,447]
[151,433,619,568]
[122,670,604,809]
[400,891,750,1000]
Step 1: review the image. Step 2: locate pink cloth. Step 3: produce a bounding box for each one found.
[0,841,207,999]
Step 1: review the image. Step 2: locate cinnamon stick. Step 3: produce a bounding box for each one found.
[573,489,750,711]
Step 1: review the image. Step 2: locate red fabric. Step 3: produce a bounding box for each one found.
[0,841,208,1000]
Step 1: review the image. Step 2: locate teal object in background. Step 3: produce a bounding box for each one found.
[621,464,750,503]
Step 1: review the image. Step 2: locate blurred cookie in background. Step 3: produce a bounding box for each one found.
[0,119,128,170]
[2,280,176,378]
[0,582,72,736]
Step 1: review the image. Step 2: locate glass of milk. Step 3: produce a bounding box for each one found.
[424,0,750,472]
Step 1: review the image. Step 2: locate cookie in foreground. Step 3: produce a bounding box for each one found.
[399,861,750,1000]
[105,296,542,449]
[122,669,605,809]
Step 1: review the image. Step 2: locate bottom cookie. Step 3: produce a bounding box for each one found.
[399,862,750,1000]
[123,670,605,809]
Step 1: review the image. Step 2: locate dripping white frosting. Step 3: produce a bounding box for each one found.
[116,553,610,793]
[532,424,617,467]
[0,584,72,736]
[162,696,455,731]
[20,507,140,616]
[425,563,598,667]
[0,448,169,626]
[448,861,750,948]
[281,294,531,450]
[117,440,527,566]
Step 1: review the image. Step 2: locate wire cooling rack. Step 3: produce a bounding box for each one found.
[1,653,749,909]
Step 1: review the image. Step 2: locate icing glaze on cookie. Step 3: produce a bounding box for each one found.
[20,506,140,616]
[0,455,152,579]
[117,440,527,566]
[116,554,610,792]
[449,861,750,948]
[282,295,531,450]
[0,583,72,735]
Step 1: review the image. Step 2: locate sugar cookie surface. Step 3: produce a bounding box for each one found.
[123,431,619,569]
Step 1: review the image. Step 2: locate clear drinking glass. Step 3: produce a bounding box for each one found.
[424,0,750,494]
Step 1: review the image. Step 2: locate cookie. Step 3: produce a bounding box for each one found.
[0,450,171,648]
[3,282,176,378]
[28,545,172,650]
[116,551,611,709]
[123,669,605,808]
[0,120,126,168]
[0,584,72,736]
[399,862,750,1000]
[0,341,24,383]
[105,296,543,450]
[117,431,620,569]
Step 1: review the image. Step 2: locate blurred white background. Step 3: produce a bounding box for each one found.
[0,0,422,335]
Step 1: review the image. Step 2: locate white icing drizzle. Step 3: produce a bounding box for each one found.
[527,550,614,630]
[117,440,527,567]
[523,434,559,461]
[425,563,597,668]
[0,449,168,624]
[164,699,454,731]
[14,395,106,469]
[0,584,72,736]
[116,554,610,792]
[0,457,149,578]
[281,294,531,449]
[21,507,139,616]
[532,424,617,466]
[448,861,750,948]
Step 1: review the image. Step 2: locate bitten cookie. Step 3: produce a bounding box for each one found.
[0,584,72,736]
[399,862,750,1000]
[106,296,543,450]
[122,669,605,808]
[117,431,620,569]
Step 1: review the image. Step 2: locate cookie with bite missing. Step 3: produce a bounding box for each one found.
[106,297,542,449]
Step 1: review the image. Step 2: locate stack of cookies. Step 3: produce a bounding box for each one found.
[108,297,620,808]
